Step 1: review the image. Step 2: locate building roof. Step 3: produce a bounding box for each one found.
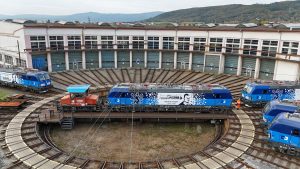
[9,21,300,32]
[236,23,258,28]
[67,84,90,93]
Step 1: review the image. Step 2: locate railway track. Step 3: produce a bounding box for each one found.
[2,69,299,168]
[2,92,300,168]
[0,93,253,169]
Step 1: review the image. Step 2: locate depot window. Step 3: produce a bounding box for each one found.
[178,37,190,51]
[132,36,144,49]
[281,41,299,55]
[163,37,174,50]
[68,36,81,50]
[209,38,223,52]
[226,38,240,54]
[16,58,26,67]
[117,36,129,49]
[49,36,64,51]
[261,40,278,57]
[193,38,206,51]
[243,39,258,55]
[85,36,98,49]
[101,36,114,49]
[30,36,46,51]
[4,55,13,65]
[148,36,159,49]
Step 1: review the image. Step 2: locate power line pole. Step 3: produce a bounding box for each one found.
[17,40,21,67]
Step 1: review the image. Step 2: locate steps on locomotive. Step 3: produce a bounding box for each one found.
[60,117,74,130]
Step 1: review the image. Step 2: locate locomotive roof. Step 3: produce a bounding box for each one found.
[67,84,90,93]
[110,83,229,93]
[268,100,298,111]
[247,81,300,89]
[0,68,48,76]
[271,113,300,129]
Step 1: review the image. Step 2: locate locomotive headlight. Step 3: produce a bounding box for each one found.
[40,83,45,87]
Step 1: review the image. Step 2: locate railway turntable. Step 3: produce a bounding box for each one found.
[39,83,233,129]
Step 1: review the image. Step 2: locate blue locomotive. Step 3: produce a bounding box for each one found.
[241,81,300,107]
[0,68,52,92]
[108,83,233,112]
[267,112,300,156]
[262,100,298,125]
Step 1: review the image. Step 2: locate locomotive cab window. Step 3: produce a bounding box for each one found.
[38,74,46,81]
[71,93,85,99]
[27,76,38,81]
[44,74,50,79]
[292,129,299,136]
[21,75,28,80]
[214,94,221,98]
[121,93,127,98]
[263,90,268,94]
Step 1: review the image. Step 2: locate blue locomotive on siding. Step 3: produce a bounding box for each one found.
[241,81,300,107]
[108,83,233,112]
[267,112,300,156]
[0,68,52,92]
[262,100,298,125]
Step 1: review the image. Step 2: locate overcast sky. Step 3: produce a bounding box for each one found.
[1,0,287,15]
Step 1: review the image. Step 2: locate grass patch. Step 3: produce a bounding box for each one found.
[0,90,9,101]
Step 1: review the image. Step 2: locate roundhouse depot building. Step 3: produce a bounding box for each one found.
[0,20,300,81]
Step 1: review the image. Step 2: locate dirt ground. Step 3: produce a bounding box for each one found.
[51,122,216,162]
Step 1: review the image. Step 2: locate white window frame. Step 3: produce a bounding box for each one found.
[226,38,240,54]
[243,39,259,55]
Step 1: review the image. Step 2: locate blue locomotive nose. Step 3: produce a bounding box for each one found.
[267,112,300,154]
[263,100,298,125]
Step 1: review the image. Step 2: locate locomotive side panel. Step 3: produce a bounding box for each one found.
[0,72,19,84]
[108,90,233,108]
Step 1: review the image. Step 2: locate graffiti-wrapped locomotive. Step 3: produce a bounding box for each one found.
[58,83,233,112]
[109,83,232,107]
[0,68,52,92]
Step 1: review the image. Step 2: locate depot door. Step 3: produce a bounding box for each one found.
[192,54,204,72]
[32,55,48,71]
[259,59,275,80]
[204,55,219,74]
[224,55,238,75]
[242,57,256,78]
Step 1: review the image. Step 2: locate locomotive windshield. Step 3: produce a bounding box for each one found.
[44,73,50,79]
[37,74,50,81]
[243,85,253,93]
[71,92,86,99]
[263,103,271,114]
[38,75,46,80]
